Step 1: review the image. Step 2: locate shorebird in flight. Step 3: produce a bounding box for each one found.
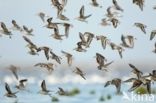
[23,25,34,36]
[109,18,120,28]
[74,42,87,52]
[133,0,144,11]
[112,0,124,12]
[16,79,28,90]
[150,30,156,40]
[96,35,110,49]
[104,78,122,94]
[34,63,54,73]
[153,42,156,53]
[37,46,52,60]
[57,87,67,95]
[100,18,111,26]
[134,22,146,34]
[39,80,52,95]
[8,65,20,80]
[73,67,86,80]
[23,36,39,55]
[61,50,73,66]
[50,51,62,64]
[121,35,136,48]
[0,22,12,38]
[129,64,143,79]
[4,83,18,98]
[90,0,99,7]
[77,5,92,22]
[95,53,113,70]
[110,42,124,58]
[11,20,23,31]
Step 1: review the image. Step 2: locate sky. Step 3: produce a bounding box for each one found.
[0,0,156,84]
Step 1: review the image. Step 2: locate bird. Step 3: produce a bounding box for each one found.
[34,63,54,72]
[90,0,99,7]
[61,50,73,66]
[39,80,52,95]
[50,51,62,64]
[45,17,59,29]
[112,0,124,12]
[37,46,52,60]
[23,25,33,36]
[109,18,120,28]
[15,79,28,90]
[100,18,111,26]
[150,30,156,40]
[74,42,87,52]
[134,22,146,34]
[73,67,86,80]
[96,35,110,49]
[0,22,12,38]
[121,35,136,48]
[23,36,39,55]
[11,20,23,31]
[51,27,64,40]
[83,32,95,48]
[77,5,92,22]
[4,83,18,98]
[61,23,73,38]
[125,78,151,94]
[57,87,67,95]
[104,78,122,94]
[110,42,124,58]
[129,64,143,79]
[37,12,47,22]
[153,43,156,53]
[8,65,20,80]
[133,0,144,11]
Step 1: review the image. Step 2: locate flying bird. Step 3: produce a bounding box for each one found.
[34,63,54,72]
[23,25,33,36]
[11,20,23,31]
[150,30,156,40]
[112,0,124,12]
[73,67,86,80]
[77,5,92,22]
[50,51,62,64]
[104,78,122,94]
[8,65,20,80]
[4,83,18,98]
[39,80,52,95]
[61,50,73,66]
[0,22,12,38]
[96,35,110,49]
[129,64,143,79]
[134,22,146,34]
[16,79,28,90]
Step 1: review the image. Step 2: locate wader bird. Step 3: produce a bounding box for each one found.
[105,78,122,94]
[73,67,86,80]
[4,83,18,98]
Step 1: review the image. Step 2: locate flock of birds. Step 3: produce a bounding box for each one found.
[0,0,156,100]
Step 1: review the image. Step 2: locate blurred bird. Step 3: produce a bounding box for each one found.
[90,0,99,7]
[39,80,52,95]
[77,5,92,22]
[37,12,48,22]
[16,79,28,90]
[121,35,136,48]
[73,67,86,80]
[112,0,124,12]
[61,23,73,38]
[34,63,54,72]
[134,22,146,34]
[100,18,111,26]
[8,65,20,80]
[74,42,87,52]
[11,20,23,31]
[153,43,156,53]
[150,30,156,40]
[0,22,12,38]
[110,42,124,58]
[96,35,110,49]
[61,51,73,66]
[109,18,120,28]
[23,36,39,55]
[104,78,122,94]
[133,0,144,11]
[57,87,67,95]
[37,46,52,60]
[51,27,64,40]
[23,25,33,36]
[50,51,62,64]
[129,64,143,79]
[4,83,18,98]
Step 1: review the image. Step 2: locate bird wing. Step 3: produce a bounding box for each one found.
[80,5,84,17]
[5,83,12,94]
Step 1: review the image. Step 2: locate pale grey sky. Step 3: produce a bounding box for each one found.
[0,0,156,81]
